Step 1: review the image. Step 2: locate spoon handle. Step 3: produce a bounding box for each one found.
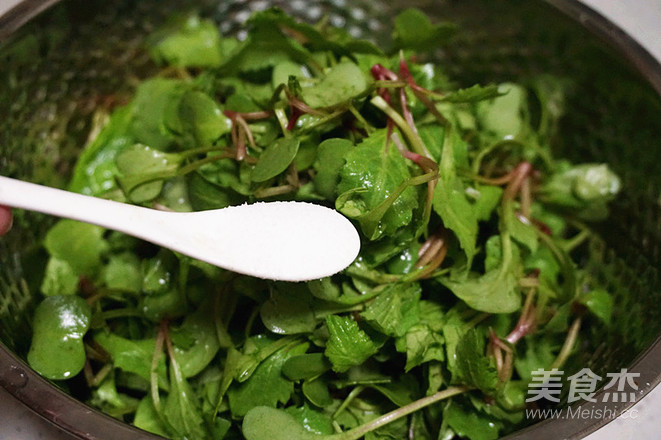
[0,175,165,236]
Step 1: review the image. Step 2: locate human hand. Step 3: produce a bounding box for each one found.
[0,206,12,236]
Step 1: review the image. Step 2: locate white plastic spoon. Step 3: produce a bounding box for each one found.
[0,175,360,281]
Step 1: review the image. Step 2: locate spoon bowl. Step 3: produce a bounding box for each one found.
[0,176,360,281]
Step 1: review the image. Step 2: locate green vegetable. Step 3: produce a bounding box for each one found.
[28,7,622,440]
[324,315,378,373]
[336,129,419,240]
[178,90,233,145]
[301,62,369,108]
[148,13,224,68]
[251,137,300,182]
[27,295,92,380]
[392,8,457,51]
[44,220,108,277]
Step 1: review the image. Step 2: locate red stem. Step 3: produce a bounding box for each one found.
[504,161,533,201]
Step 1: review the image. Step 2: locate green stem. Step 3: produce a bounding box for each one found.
[534,229,577,302]
[500,198,515,271]
[98,308,143,321]
[373,80,407,89]
[333,386,469,440]
[150,321,166,413]
[236,336,301,382]
[214,288,235,350]
[178,145,228,159]
[274,106,290,136]
[370,95,432,159]
[296,107,347,134]
[332,385,365,421]
[561,229,591,253]
[472,139,525,176]
[349,169,438,239]
[177,154,232,176]
[550,317,581,370]
[348,104,375,134]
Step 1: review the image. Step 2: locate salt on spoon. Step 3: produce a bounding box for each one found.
[0,175,361,281]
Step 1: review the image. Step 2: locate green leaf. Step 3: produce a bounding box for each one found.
[337,129,418,240]
[171,299,221,378]
[313,138,354,200]
[252,137,301,182]
[220,19,313,75]
[324,315,378,373]
[432,129,478,261]
[243,406,318,440]
[148,14,223,68]
[260,283,317,335]
[301,62,368,109]
[442,305,481,377]
[68,105,134,197]
[444,402,502,440]
[44,220,109,277]
[103,252,142,293]
[187,170,246,210]
[441,262,521,314]
[228,341,308,416]
[507,209,539,254]
[93,332,166,384]
[524,246,561,285]
[285,403,335,435]
[433,177,478,261]
[116,143,182,203]
[393,8,457,51]
[396,324,445,372]
[40,257,79,297]
[361,283,421,337]
[540,163,621,211]
[89,375,139,416]
[470,185,503,222]
[395,301,445,371]
[140,287,187,322]
[369,379,416,407]
[134,397,169,437]
[27,295,91,380]
[440,84,503,103]
[129,78,190,150]
[154,185,192,215]
[475,83,527,141]
[178,90,232,145]
[163,356,208,439]
[514,336,557,382]
[249,8,371,61]
[141,251,175,295]
[272,60,308,89]
[198,154,253,196]
[302,378,333,408]
[578,288,613,324]
[484,235,504,272]
[386,240,421,275]
[282,353,331,381]
[454,329,499,394]
[365,417,409,440]
[307,277,342,302]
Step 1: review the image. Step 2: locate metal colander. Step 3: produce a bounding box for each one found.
[1,0,661,439]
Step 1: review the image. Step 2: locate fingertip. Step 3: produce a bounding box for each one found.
[0,206,12,236]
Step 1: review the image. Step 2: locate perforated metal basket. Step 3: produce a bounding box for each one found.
[1,1,661,439]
